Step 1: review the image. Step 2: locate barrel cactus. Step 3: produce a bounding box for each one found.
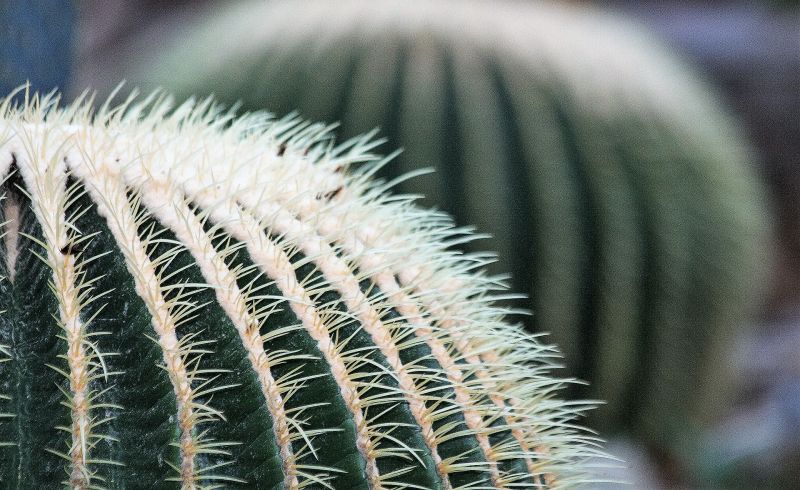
[113,0,769,445]
[0,89,606,488]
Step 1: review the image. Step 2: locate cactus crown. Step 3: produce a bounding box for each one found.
[0,89,605,489]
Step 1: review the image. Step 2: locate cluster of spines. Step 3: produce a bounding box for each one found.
[0,89,605,489]
[24,165,121,488]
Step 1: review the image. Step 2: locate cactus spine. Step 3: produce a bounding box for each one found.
[124,0,769,444]
[0,90,604,488]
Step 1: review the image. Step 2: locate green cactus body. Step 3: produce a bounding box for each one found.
[122,0,769,444]
[0,91,604,488]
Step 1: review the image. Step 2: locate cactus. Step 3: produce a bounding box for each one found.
[0,89,606,488]
[116,0,769,445]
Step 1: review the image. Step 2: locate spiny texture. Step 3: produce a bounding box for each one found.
[124,0,769,442]
[0,89,605,489]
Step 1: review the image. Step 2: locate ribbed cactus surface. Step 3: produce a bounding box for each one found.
[121,0,769,443]
[0,91,604,488]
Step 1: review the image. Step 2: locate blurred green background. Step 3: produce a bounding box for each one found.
[4,0,799,487]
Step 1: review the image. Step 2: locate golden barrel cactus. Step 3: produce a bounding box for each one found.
[0,90,604,488]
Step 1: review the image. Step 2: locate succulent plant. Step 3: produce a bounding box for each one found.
[0,89,606,488]
[115,0,769,444]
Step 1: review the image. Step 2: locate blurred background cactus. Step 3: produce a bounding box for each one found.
[84,0,771,469]
[4,0,800,487]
